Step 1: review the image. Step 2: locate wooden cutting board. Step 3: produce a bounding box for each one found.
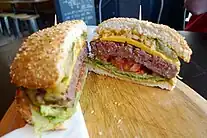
[0,72,207,137]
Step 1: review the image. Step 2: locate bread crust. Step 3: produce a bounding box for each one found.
[97,18,192,62]
[87,63,177,90]
[16,89,33,124]
[10,20,87,89]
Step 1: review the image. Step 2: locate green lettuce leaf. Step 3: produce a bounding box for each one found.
[40,106,74,118]
[31,106,75,134]
[88,58,168,83]
[30,67,88,135]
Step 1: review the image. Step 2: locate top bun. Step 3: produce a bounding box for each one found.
[10,20,87,88]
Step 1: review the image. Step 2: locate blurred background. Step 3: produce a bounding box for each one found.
[0,0,191,41]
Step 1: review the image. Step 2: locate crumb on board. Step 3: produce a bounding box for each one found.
[91,110,94,114]
[117,119,122,124]
[98,131,103,135]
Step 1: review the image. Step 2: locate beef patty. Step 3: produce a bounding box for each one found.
[90,41,178,79]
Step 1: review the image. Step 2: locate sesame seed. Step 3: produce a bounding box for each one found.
[117,119,122,124]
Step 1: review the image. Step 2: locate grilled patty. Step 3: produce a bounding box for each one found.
[90,41,178,79]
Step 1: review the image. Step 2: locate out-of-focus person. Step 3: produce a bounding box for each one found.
[185,0,207,32]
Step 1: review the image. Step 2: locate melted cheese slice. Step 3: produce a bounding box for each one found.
[45,38,85,95]
[100,36,179,66]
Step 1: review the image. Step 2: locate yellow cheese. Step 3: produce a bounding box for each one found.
[45,38,84,95]
[100,36,179,65]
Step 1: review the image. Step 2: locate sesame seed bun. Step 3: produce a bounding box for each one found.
[10,20,87,88]
[97,17,192,63]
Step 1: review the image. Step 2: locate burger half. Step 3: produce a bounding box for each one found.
[88,18,192,90]
[10,20,88,133]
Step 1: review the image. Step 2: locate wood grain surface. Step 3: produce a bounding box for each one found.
[80,72,207,138]
[0,101,26,136]
[1,72,207,137]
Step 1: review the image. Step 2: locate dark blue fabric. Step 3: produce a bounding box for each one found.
[141,0,160,23]
[101,0,141,20]
[142,0,185,30]
[99,0,185,30]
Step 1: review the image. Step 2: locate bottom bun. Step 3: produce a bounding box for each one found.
[16,89,33,124]
[87,64,177,90]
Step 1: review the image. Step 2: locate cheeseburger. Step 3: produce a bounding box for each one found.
[88,18,192,90]
[10,20,88,133]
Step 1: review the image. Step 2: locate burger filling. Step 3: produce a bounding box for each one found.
[98,30,179,61]
[90,40,179,79]
[17,64,87,133]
